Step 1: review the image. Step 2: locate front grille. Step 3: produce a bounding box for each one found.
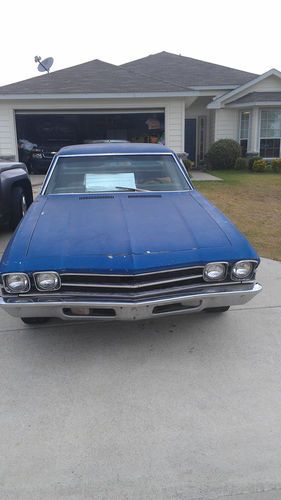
[1,267,255,302]
[59,267,205,298]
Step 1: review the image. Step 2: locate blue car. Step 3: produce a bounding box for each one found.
[0,143,262,325]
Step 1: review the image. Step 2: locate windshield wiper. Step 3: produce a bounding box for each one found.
[115,186,150,192]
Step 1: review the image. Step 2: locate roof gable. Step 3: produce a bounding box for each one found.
[208,68,281,108]
[121,51,257,88]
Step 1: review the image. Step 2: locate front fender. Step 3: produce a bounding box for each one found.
[0,168,33,224]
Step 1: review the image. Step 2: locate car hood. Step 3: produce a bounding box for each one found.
[36,143,72,153]
[1,191,259,273]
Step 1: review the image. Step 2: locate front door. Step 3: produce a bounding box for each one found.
[184,119,196,162]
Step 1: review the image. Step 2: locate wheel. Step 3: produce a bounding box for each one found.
[205,306,230,313]
[21,317,50,325]
[10,186,27,229]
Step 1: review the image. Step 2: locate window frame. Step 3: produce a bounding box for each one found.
[239,110,251,156]
[259,108,281,158]
[41,152,194,195]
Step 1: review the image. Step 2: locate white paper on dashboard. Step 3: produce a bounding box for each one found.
[85,173,136,191]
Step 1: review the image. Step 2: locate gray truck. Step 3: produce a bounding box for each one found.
[0,162,33,229]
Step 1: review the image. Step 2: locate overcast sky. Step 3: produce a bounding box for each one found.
[1,0,280,87]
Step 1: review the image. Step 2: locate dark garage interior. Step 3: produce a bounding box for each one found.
[15,110,165,173]
[16,111,165,172]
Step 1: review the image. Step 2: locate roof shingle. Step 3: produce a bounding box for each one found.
[0,52,258,95]
[121,51,258,87]
[0,59,189,95]
[227,91,281,105]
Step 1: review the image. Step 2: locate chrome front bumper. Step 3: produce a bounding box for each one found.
[0,283,262,321]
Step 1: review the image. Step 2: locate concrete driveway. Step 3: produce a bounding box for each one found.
[1,230,281,499]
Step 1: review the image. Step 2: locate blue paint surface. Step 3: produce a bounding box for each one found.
[0,143,260,275]
[57,143,173,156]
[0,190,259,274]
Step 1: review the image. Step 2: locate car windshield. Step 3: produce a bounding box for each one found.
[44,154,190,194]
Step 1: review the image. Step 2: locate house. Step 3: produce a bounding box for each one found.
[0,51,281,165]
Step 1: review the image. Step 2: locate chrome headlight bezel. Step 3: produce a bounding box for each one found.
[203,262,228,282]
[2,273,31,294]
[231,260,256,281]
[34,272,61,291]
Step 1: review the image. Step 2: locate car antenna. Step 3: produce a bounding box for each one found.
[34,55,54,74]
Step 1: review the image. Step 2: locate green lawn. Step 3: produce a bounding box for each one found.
[193,170,281,261]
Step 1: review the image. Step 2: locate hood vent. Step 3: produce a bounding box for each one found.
[79,195,114,200]
[128,194,162,198]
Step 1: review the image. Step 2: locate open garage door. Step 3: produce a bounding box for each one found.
[15,110,165,173]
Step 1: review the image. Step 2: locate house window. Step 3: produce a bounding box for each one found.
[239,111,250,156]
[260,109,281,158]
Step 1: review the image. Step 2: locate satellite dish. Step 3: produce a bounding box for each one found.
[34,55,54,74]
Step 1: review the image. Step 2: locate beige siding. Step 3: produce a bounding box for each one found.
[0,96,186,159]
[185,97,212,118]
[0,105,17,159]
[215,109,239,141]
[165,99,185,152]
[250,75,281,92]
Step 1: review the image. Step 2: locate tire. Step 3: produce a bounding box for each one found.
[205,306,230,313]
[26,163,33,174]
[10,186,27,229]
[30,163,38,174]
[21,317,50,325]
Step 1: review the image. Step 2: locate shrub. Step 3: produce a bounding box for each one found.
[182,158,194,172]
[178,153,194,173]
[234,157,248,170]
[248,155,262,171]
[207,139,241,169]
[252,159,268,172]
[271,158,281,173]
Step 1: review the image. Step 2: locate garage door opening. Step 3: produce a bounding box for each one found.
[16,111,165,173]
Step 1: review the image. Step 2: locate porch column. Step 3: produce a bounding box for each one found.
[249,107,260,154]
[165,100,185,153]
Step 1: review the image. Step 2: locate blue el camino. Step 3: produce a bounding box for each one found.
[0,143,262,324]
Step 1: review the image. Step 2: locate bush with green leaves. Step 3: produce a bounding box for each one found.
[271,158,281,173]
[182,158,194,172]
[252,159,268,172]
[234,157,248,170]
[207,139,241,169]
[248,155,262,171]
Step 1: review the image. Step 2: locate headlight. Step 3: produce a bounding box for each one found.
[3,273,30,293]
[34,272,60,291]
[232,261,254,280]
[203,262,227,281]
[32,152,43,159]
